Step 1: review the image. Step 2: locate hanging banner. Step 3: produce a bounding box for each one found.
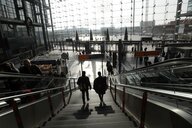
[178,24,185,34]
[187,0,192,12]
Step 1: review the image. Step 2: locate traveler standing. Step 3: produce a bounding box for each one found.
[93,72,108,106]
[106,61,113,75]
[77,71,91,104]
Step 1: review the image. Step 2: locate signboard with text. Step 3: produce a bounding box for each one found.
[135,51,160,57]
[78,54,104,61]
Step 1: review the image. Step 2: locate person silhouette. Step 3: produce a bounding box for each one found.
[93,71,108,106]
[77,71,92,104]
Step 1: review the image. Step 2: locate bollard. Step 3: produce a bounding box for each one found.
[110,78,112,90]
[69,79,72,94]
[139,92,148,128]
[73,79,76,89]
[122,86,125,112]
[61,88,66,107]
[114,85,117,102]
[9,99,24,128]
[47,91,54,117]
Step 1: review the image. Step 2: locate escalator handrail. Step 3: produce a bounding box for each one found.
[0,73,77,101]
[118,57,192,75]
[0,72,67,80]
[110,78,192,101]
[0,80,71,101]
[141,82,192,87]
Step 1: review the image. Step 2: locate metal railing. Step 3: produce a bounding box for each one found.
[109,76,192,128]
[118,58,192,93]
[0,73,78,128]
[121,57,192,74]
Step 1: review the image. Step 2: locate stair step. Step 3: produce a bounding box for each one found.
[48,116,131,125]
[53,112,128,121]
[44,120,135,128]
[43,90,137,128]
[61,105,122,112]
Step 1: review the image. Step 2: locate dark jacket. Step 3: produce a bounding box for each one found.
[19,65,42,75]
[77,76,91,91]
[19,65,42,89]
[93,76,108,94]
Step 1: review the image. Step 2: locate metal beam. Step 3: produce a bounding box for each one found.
[0,18,24,25]
[39,0,48,51]
[42,0,51,50]
[25,0,40,5]
[48,0,56,49]
[0,17,42,26]
[32,3,38,23]
[0,22,3,39]
[174,0,182,41]
[13,0,21,20]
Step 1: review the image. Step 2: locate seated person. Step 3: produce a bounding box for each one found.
[19,59,42,89]
[0,63,24,92]
[0,62,19,73]
[19,59,42,75]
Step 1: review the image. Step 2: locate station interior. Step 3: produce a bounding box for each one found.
[0,0,192,128]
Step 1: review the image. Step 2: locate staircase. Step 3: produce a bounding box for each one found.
[43,90,137,128]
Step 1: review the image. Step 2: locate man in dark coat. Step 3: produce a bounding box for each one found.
[106,61,113,75]
[77,71,91,104]
[93,71,108,106]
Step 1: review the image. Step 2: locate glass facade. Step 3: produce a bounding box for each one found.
[0,0,191,62]
[50,0,191,40]
[0,0,53,62]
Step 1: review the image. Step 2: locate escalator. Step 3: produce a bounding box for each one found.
[119,57,192,92]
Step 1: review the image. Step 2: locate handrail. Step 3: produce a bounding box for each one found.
[139,57,192,69]
[0,75,77,128]
[110,78,192,101]
[110,76,192,128]
[141,82,192,87]
[118,58,192,86]
[0,72,78,101]
[0,86,63,101]
[0,79,72,101]
[0,86,49,96]
[118,57,192,75]
[0,72,67,80]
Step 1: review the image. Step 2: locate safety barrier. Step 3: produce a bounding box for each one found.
[0,74,77,128]
[109,77,192,128]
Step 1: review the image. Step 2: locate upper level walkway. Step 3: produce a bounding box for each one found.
[43,90,137,128]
